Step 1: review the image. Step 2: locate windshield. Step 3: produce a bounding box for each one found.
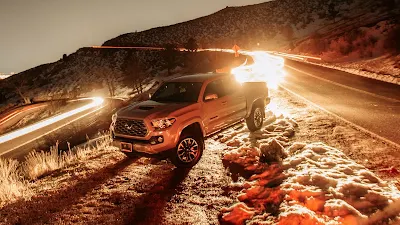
[151,82,202,103]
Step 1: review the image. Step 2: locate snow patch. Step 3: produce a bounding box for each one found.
[219,100,400,224]
[280,143,400,224]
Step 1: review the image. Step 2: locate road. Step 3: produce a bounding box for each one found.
[0,98,108,159]
[282,59,400,146]
[0,103,47,132]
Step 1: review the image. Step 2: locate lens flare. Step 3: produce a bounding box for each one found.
[231,51,286,89]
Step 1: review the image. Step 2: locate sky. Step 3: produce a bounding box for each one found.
[0,0,266,74]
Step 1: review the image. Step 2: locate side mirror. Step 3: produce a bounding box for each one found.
[204,93,218,101]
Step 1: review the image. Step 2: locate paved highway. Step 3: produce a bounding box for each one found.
[0,103,47,133]
[0,98,107,159]
[282,59,400,146]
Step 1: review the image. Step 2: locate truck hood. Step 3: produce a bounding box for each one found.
[117,100,196,120]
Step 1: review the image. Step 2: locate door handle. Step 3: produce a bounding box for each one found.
[222,101,228,104]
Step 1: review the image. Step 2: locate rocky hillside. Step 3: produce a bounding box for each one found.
[1,0,399,111]
[104,0,399,50]
[0,47,243,113]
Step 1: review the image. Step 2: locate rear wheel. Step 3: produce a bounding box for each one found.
[246,103,265,132]
[170,132,204,168]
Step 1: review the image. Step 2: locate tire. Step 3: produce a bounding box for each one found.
[246,103,265,132]
[170,132,204,168]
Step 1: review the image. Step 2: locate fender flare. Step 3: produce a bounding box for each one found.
[174,117,205,145]
[245,97,267,118]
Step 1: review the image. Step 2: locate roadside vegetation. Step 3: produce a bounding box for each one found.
[0,158,31,204]
[293,20,400,62]
[0,134,112,206]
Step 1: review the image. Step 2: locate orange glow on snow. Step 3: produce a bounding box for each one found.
[0,97,104,144]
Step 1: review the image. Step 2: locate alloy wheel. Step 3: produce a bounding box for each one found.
[177,138,199,163]
[254,108,263,128]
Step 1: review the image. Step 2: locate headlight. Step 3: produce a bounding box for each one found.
[151,118,176,130]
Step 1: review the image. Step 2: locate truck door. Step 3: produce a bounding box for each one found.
[222,76,247,124]
[202,78,230,135]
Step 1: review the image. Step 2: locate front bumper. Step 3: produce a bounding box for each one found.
[111,128,178,154]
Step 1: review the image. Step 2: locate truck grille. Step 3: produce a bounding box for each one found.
[115,118,148,137]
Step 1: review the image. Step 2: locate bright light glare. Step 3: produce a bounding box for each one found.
[0,97,104,144]
[231,51,286,89]
[266,101,288,118]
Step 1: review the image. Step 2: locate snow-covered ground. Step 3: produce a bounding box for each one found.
[278,53,400,85]
[286,18,400,85]
[1,88,399,224]
[219,89,400,224]
[306,55,400,85]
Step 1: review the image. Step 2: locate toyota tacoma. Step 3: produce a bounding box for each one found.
[110,73,269,167]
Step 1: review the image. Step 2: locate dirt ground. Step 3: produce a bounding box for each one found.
[0,140,238,225]
[1,88,398,225]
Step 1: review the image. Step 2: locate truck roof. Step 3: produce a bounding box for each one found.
[169,73,231,83]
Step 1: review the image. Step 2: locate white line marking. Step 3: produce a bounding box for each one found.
[280,85,400,149]
[285,65,400,103]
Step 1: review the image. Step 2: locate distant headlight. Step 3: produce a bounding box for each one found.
[151,118,176,130]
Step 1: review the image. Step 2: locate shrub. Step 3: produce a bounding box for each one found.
[22,145,64,180]
[0,158,31,205]
[340,44,353,55]
[184,38,198,52]
[22,135,112,180]
[385,26,400,53]
[0,134,113,206]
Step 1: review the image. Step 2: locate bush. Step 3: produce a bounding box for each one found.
[339,44,353,56]
[0,135,112,205]
[385,26,400,53]
[22,134,112,180]
[22,145,65,180]
[0,158,31,205]
[184,38,198,52]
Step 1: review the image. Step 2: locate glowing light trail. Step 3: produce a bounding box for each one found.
[0,104,46,126]
[0,97,104,144]
[272,52,322,61]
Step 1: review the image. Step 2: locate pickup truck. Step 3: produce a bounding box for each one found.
[110,73,270,167]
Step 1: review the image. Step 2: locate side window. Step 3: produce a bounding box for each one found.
[154,83,176,99]
[204,79,226,101]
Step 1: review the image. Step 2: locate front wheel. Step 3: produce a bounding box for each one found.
[170,133,204,168]
[246,103,265,132]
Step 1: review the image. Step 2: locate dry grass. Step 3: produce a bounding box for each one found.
[0,158,31,206]
[23,135,112,180]
[23,144,65,180]
[0,134,113,206]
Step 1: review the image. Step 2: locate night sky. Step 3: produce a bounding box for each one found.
[0,0,266,74]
